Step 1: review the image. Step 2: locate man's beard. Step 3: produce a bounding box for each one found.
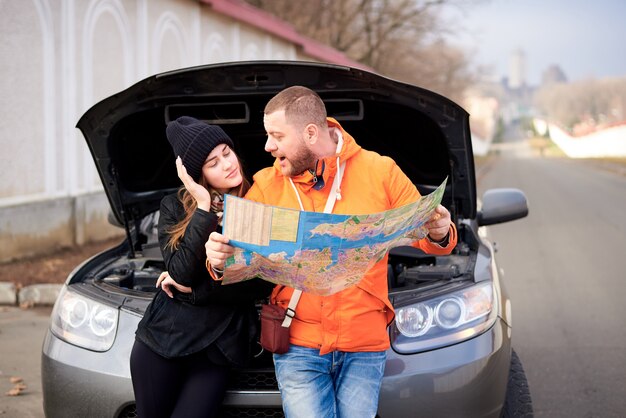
[283,142,318,177]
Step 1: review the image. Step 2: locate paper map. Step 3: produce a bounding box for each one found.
[221,178,447,296]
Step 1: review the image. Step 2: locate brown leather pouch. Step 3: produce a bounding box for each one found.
[259,303,290,354]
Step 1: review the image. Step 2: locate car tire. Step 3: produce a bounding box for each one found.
[501,350,534,418]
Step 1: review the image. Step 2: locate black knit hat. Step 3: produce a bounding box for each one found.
[166,116,235,181]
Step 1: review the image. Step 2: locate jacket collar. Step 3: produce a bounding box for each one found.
[272,118,361,189]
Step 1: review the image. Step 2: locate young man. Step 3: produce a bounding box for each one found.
[207,86,457,418]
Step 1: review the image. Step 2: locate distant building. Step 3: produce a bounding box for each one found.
[463,86,500,156]
[508,49,526,89]
[541,65,568,85]
[499,48,535,122]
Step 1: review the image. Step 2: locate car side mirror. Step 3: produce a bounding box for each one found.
[477,188,528,226]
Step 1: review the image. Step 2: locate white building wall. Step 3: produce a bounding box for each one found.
[540,121,626,158]
[0,0,305,262]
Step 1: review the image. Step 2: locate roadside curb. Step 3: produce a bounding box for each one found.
[0,282,16,305]
[0,282,61,306]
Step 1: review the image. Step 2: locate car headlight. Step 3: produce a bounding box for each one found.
[50,286,119,352]
[392,281,497,353]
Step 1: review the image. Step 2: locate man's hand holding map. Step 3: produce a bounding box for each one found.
[221,178,447,296]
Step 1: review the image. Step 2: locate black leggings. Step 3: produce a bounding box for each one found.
[130,339,230,418]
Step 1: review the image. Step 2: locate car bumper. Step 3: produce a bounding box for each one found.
[42,310,510,418]
[378,317,511,418]
[41,309,140,418]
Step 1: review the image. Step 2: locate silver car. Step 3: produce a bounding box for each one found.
[42,61,531,418]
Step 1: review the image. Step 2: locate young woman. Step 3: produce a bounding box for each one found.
[130,116,273,418]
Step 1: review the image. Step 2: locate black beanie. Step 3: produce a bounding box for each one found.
[166,116,235,181]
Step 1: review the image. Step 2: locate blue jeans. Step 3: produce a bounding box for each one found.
[273,345,386,418]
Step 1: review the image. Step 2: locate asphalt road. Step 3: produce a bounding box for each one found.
[0,306,50,418]
[479,143,626,417]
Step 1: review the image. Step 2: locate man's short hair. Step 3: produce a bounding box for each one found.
[265,86,327,130]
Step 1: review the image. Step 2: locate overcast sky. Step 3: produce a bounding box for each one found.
[442,0,626,86]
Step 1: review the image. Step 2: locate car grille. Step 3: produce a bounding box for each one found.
[218,408,285,418]
[228,368,279,390]
[117,405,284,418]
[221,368,284,417]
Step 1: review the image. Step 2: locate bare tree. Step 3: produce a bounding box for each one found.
[534,77,626,132]
[245,0,476,100]
[376,38,476,102]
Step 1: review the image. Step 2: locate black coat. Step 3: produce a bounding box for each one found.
[135,193,273,365]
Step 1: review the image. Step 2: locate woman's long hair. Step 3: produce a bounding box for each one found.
[165,156,251,250]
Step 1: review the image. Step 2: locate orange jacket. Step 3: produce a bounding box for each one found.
[245,118,457,354]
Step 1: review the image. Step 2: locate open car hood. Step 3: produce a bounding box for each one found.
[77,61,476,235]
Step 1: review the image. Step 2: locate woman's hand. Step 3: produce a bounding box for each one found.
[156,271,192,298]
[176,157,212,211]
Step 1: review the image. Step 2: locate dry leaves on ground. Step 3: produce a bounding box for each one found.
[5,376,27,396]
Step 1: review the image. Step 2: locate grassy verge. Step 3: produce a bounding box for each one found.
[527,137,566,157]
